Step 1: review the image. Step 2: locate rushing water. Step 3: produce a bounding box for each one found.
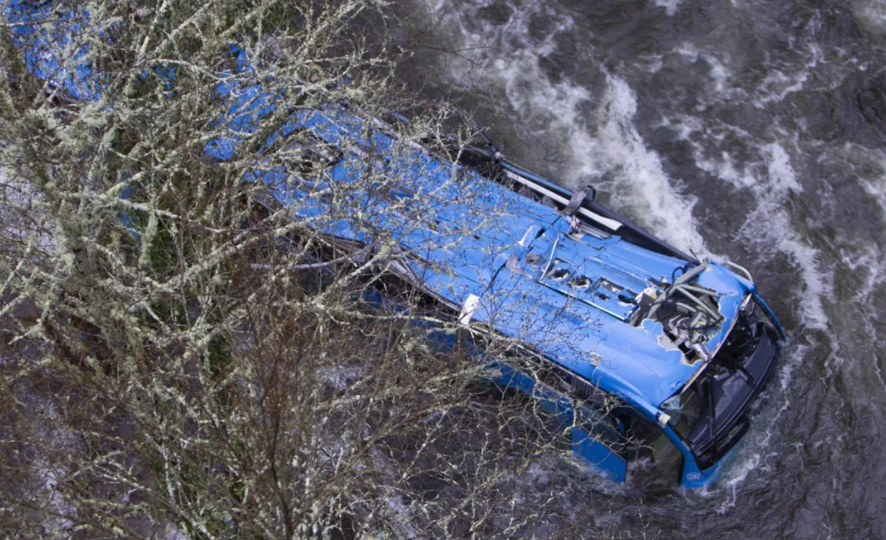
[406,0,886,537]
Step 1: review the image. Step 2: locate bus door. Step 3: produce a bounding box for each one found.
[572,402,628,483]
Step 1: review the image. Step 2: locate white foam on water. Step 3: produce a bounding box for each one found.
[676,38,822,110]
[856,150,886,242]
[840,243,884,301]
[836,238,886,388]
[714,452,762,513]
[707,56,732,95]
[859,176,886,220]
[829,143,886,294]
[754,43,822,105]
[673,45,736,97]
[594,75,707,255]
[852,0,886,36]
[679,128,830,328]
[654,0,683,17]
[765,142,803,193]
[434,0,708,255]
[754,143,827,327]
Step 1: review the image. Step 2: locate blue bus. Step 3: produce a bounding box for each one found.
[4,0,785,488]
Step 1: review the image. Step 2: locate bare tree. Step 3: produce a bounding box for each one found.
[0,1,674,538]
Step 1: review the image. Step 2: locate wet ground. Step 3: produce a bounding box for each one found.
[403,0,886,537]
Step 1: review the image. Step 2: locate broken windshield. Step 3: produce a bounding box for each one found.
[662,386,704,439]
[660,296,780,468]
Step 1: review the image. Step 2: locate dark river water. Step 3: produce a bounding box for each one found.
[403,0,886,537]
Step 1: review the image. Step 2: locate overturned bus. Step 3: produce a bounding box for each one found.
[4,1,786,489]
[258,108,786,489]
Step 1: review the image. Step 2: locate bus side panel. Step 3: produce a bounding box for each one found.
[572,426,627,483]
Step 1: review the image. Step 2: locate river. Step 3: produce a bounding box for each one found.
[404,0,886,537]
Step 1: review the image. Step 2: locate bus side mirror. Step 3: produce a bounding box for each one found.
[586,185,596,203]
